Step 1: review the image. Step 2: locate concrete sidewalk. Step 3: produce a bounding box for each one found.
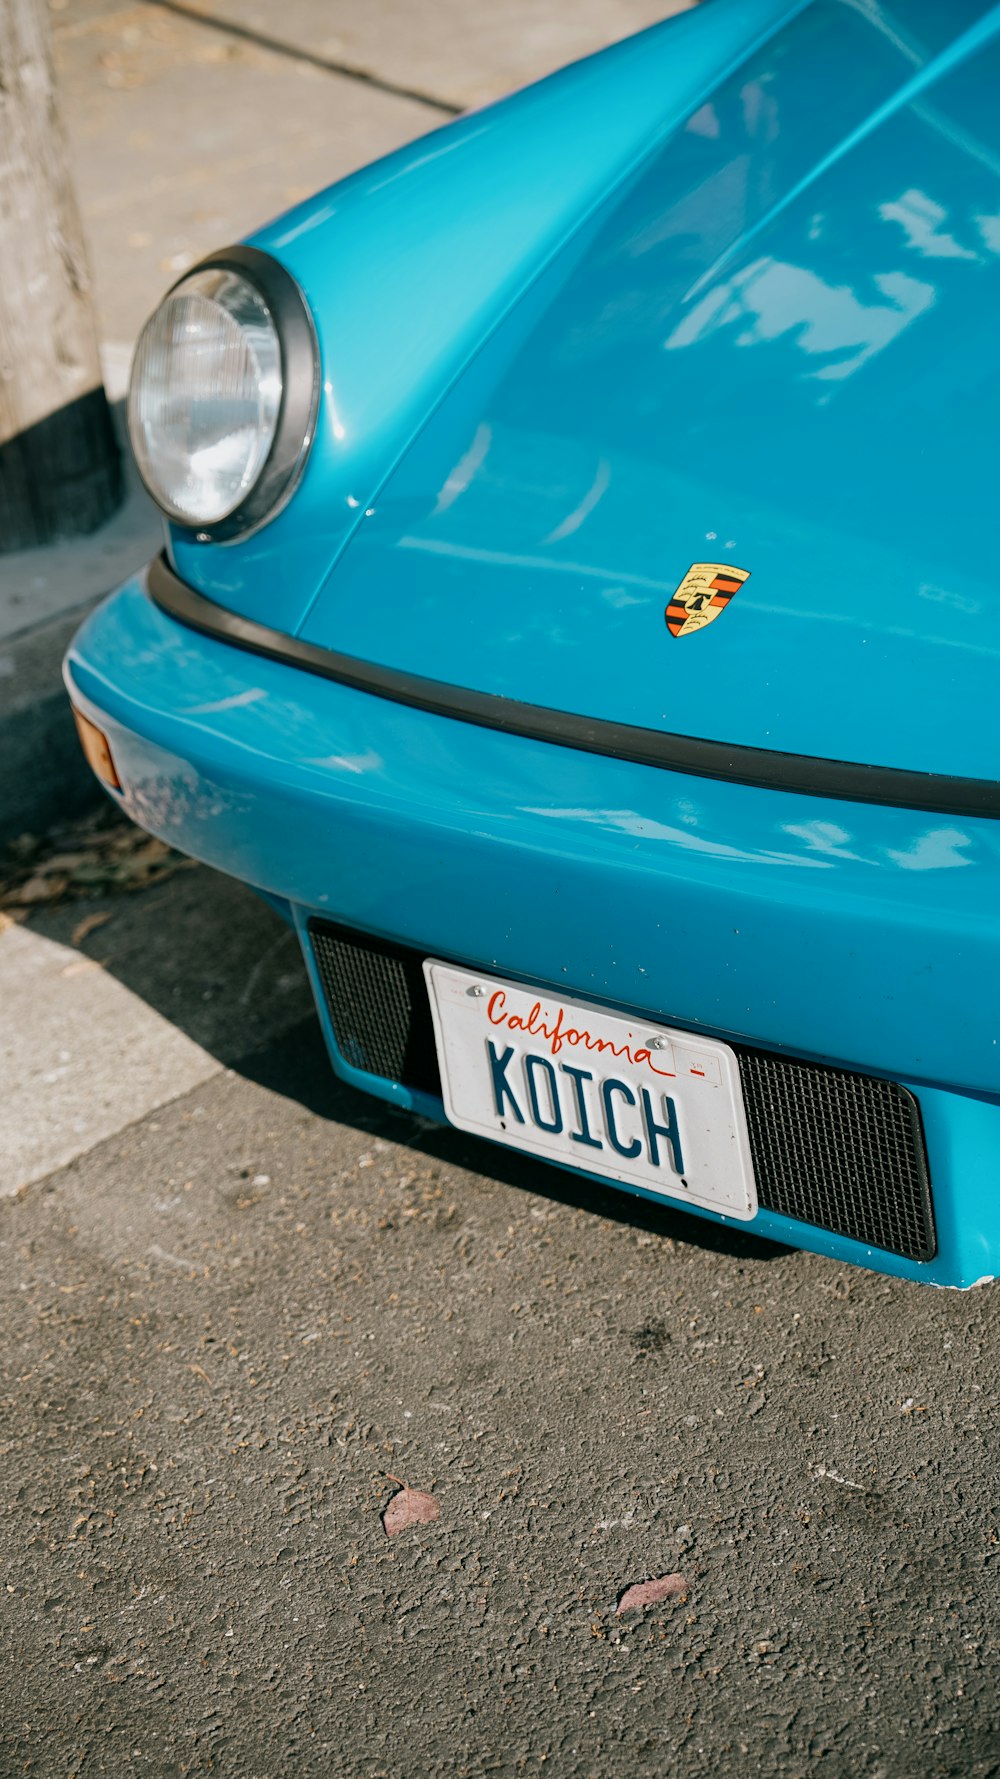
[0,836,313,1195]
[57,0,688,347]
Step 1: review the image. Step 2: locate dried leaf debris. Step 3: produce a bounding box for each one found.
[381,1485,440,1538]
[616,1573,689,1616]
[0,807,195,914]
[71,909,113,945]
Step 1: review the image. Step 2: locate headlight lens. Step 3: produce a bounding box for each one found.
[128,267,283,526]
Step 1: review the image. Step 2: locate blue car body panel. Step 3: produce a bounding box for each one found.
[66,0,1000,1284]
[169,0,801,632]
[297,2,1000,782]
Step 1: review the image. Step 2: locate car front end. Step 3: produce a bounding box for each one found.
[66,0,1000,1287]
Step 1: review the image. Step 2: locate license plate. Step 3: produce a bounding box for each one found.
[423,962,758,1220]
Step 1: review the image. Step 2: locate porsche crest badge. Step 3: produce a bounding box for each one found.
[665,563,750,639]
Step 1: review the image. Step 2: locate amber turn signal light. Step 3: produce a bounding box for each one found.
[72,708,121,790]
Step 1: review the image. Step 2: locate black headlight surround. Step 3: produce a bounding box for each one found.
[151,243,320,545]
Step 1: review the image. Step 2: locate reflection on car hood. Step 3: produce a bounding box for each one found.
[300,0,1000,782]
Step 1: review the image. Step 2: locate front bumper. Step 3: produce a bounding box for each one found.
[65,568,1000,1287]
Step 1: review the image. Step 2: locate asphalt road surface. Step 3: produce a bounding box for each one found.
[1,857,998,1778]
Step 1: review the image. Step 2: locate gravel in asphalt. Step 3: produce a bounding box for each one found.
[1,865,997,1778]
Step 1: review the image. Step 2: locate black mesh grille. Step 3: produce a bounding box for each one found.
[308,919,935,1261]
[735,1048,932,1259]
[310,922,441,1095]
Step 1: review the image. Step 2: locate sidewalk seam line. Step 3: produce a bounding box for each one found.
[140,0,464,116]
[4,1060,225,1201]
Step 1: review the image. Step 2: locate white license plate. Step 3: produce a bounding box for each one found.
[423,962,758,1220]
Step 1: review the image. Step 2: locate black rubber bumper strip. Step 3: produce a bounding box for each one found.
[148,553,1000,819]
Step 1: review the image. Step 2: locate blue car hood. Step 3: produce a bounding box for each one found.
[298,1,1000,783]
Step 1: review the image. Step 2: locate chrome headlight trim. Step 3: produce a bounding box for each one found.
[129,243,320,542]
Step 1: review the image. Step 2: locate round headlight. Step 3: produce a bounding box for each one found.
[127,249,318,536]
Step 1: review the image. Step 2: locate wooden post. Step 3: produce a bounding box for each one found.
[0,0,122,552]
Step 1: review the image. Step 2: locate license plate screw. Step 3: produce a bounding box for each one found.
[467,984,485,997]
[648,1036,668,1049]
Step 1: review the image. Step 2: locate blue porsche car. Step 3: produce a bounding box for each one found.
[66,0,1000,1288]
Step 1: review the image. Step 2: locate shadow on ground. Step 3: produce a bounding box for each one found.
[16,827,789,1265]
[237,1016,791,1265]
